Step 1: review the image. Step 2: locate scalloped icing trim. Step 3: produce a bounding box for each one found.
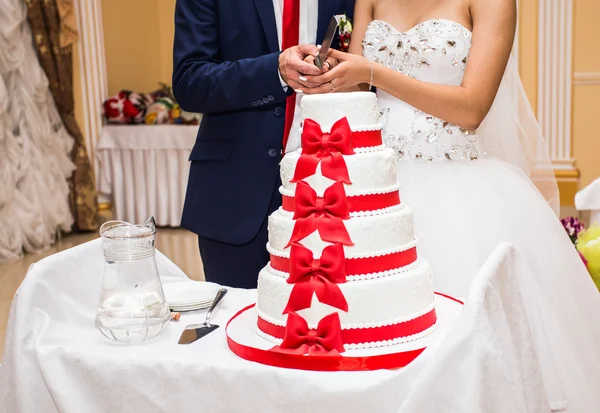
[255,322,439,350]
[255,325,283,345]
[267,237,421,260]
[277,203,403,219]
[344,321,438,350]
[265,256,426,282]
[298,123,383,134]
[355,144,388,153]
[256,302,436,331]
[254,311,439,350]
[279,183,401,199]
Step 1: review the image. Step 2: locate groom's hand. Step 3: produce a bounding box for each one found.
[279,44,323,90]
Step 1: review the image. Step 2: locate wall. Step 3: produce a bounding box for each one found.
[572,0,600,188]
[518,0,538,112]
[101,0,176,96]
[91,0,600,199]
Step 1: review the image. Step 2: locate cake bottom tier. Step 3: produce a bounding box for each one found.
[256,260,437,349]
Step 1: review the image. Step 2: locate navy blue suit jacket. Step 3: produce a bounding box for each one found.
[173,0,355,245]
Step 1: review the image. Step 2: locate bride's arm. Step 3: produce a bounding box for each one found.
[341,0,374,92]
[303,0,516,131]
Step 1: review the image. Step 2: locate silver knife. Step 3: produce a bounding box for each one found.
[315,16,340,69]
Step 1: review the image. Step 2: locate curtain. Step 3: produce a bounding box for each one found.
[25,0,98,231]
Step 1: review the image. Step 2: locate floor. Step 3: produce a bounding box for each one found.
[0,228,203,359]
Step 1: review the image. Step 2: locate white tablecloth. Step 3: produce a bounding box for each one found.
[96,125,198,226]
[0,240,554,413]
[576,177,600,224]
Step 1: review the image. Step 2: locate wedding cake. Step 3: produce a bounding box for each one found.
[255,92,437,353]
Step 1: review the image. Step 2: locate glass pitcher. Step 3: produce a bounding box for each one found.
[96,217,170,343]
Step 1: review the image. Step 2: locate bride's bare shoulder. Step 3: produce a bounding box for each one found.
[355,0,375,12]
[469,0,516,27]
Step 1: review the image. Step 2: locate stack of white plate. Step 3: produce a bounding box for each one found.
[162,281,223,312]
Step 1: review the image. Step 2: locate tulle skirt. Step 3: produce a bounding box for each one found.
[397,157,600,411]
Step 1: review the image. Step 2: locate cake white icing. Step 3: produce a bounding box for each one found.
[256,92,436,350]
[267,207,414,258]
[280,148,398,197]
[257,260,434,329]
[301,91,381,132]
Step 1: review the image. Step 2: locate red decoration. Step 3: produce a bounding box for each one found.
[282,190,400,214]
[292,117,355,184]
[284,244,348,313]
[281,0,300,152]
[271,312,345,356]
[286,181,353,247]
[259,308,437,345]
[227,294,464,371]
[271,246,419,276]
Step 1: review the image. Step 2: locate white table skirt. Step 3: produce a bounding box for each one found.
[576,177,600,224]
[96,125,198,227]
[0,240,553,413]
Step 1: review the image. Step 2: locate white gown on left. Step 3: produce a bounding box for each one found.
[0,0,75,260]
[362,18,600,412]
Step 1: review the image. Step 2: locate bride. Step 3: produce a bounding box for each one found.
[299,0,600,410]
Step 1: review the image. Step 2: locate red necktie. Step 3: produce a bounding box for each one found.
[281,0,300,152]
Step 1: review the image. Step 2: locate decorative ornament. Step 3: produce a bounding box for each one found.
[271,312,345,356]
[284,243,348,313]
[292,117,355,184]
[576,225,600,291]
[102,90,152,124]
[561,216,585,244]
[337,15,353,52]
[145,97,175,125]
[286,181,353,247]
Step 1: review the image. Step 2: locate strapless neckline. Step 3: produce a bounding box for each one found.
[368,18,473,38]
[362,18,476,163]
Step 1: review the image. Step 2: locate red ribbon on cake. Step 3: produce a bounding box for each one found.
[292,117,355,184]
[271,312,345,356]
[284,244,348,313]
[258,308,437,345]
[282,190,400,214]
[286,181,353,247]
[271,246,419,276]
[227,295,464,371]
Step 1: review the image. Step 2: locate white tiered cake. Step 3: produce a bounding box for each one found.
[255,92,437,352]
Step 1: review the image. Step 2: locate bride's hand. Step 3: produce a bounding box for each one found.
[300,49,371,94]
[303,54,338,73]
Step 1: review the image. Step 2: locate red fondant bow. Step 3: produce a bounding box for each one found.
[291,117,355,184]
[286,181,353,246]
[272,312,345,355]
[284,244,348,313]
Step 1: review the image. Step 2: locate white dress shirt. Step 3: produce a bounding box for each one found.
[272,0,318,152]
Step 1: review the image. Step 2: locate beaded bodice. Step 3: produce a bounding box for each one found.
[363,19,479,163]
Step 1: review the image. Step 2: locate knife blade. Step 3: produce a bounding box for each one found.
[315,16,340,69]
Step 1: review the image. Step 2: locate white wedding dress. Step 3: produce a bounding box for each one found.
[363,19,600,411]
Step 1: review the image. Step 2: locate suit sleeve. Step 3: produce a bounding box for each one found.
[172,0,289,114]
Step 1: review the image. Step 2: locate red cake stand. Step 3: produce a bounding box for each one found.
[226,292,463,372]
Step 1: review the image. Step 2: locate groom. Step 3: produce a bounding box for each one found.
[173,0,355,288]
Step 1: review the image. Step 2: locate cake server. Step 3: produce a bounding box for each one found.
[177,287,228,345]
[315,16,340,69]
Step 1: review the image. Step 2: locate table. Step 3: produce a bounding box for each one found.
[0,240,554,413]
[96,125,198,227]
[576,177,600,224]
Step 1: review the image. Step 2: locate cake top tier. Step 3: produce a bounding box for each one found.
[300,92,380,132]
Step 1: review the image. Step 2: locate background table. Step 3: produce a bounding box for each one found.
[96,125,198,227]
[576,177,600,224]
[0,240,556,413]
